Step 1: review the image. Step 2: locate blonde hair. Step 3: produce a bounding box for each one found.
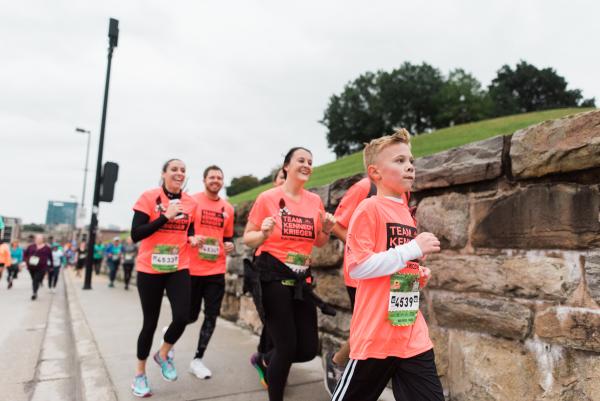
[363,128,411,170]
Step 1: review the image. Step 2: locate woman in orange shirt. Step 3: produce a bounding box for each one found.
[129,159,199,398]
[243,147,336,401]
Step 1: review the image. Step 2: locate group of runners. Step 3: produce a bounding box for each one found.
[129,128,444,401]
[0,235,71,298]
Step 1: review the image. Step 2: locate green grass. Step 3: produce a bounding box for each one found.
[229,108,593,204]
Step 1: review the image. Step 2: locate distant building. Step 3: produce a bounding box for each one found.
[46,201,78,227]
[0,215,22,243]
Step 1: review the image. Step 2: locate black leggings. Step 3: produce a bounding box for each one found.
[136,269,191,360]
[28,269,45,295]
[93,258,103,275]
[123,263,134,287]
[48,268,60,288]
[107,259,120,283]
[262,280,318,401]
[189,274,225,359]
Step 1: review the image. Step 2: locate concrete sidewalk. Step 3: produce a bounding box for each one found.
[65,270,347,401]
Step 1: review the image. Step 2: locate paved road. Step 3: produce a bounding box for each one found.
[1,267,394,401]
[0,268,77,401]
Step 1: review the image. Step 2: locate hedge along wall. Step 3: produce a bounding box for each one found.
[222,109,600,401]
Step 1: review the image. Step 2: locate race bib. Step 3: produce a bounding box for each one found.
[29,256,40,266]
[285,252,310,274]
[199,237,219,262]
[388,262,421,326]
[151,245,179,272]
[112,254,120,261]
[124,252,134,261]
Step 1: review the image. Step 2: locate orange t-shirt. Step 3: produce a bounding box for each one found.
[188,192,234,276]
[346,196,433,360]
[248,187,324,271]
[334,177,372,288]
[133,188,197,274]
[0,243,11,266]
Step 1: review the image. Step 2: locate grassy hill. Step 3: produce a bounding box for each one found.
[229,108,593,204]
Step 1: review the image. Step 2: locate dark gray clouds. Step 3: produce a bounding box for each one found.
[2,0,598,227]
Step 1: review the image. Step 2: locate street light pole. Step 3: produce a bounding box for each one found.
[75,127,91,210]
[84,18,119,290]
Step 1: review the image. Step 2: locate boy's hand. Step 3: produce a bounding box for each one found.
[415,232,441,256]
[419,266,431,288]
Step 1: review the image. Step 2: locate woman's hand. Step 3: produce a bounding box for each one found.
[224,242,235,254]
[320,211,336,234]
[164,202,183,219]
[261,216,276,239]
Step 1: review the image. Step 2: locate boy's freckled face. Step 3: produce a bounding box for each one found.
[375,143,415,196]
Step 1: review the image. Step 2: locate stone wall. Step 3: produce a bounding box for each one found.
[222,109,600,401]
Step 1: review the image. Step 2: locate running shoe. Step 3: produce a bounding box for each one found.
[153,351,177,382]
[250,352,268,389]
[323,351,344,396]
[131,373,152,397]
[189,358,212,379]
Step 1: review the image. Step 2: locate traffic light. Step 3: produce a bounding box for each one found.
[99,161,119,202]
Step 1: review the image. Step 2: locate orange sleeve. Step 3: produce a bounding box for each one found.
[334,180,370,229]
[248,193,270,228]
[133,191,153,215]
[345,205,377,273]
[316,197,325,234]
[224,204,235,238]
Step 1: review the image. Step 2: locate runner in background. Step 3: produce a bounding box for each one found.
[121,237,138,290]
[106,237,123,288]
[75,241,87,278]
[243,147,336,401]
[93,239,105,275]
[331,129,443,401]
[48,243,64,292]
[7,240,23,289]
[187,165,235,379]
[272,167,285,187]
[0,239,10,286]
[64,242,75,270]
[24,234,52,300]
[130,158,198,398]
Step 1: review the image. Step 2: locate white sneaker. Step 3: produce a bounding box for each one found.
[189,358,212,379]
[160,326,175,360]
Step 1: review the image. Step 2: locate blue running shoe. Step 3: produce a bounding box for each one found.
[131,373,152,398]
[153,351,177,382]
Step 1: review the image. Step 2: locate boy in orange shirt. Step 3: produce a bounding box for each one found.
[331,129,444,401]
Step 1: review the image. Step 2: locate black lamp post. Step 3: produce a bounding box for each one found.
[84,18,119,290]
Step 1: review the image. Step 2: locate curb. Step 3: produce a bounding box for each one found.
[64,271,118,401]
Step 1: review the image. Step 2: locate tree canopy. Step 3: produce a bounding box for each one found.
[322,61,594,157]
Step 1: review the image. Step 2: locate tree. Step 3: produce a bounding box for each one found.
[22,223,46,232]
[226,175,260,196]
[488,60,594,116]
[321,63,445,157]
[433,69,493,127]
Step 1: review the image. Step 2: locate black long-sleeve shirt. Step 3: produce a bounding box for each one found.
[131,211,194,243]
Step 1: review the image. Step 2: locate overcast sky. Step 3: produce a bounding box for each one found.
[2,0,598,228]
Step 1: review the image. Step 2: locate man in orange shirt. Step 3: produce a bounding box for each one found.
[187,165,235,379]
[331,129,444,401]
